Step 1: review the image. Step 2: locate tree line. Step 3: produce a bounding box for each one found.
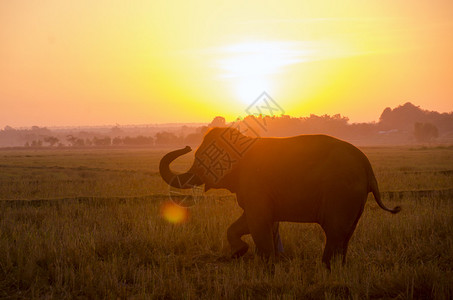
[1,102,452,148]
[22,131,206,148]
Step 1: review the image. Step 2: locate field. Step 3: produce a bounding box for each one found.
[0,146,452,299]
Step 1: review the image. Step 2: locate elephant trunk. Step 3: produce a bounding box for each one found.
[159,146,203,189]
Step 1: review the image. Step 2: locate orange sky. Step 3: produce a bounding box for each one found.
[1,0,452,127]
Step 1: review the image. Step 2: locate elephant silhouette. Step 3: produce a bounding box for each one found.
[160,127,401,268]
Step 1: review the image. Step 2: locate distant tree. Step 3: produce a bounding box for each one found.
[123,136,132,145]
[155,131,180,146]
[112,137,123,145]
[414,122,439,143]
[93,136,111,146]
[4,125,15,131]
[110,125,123,136]
[379,102,425,131]
[122,136,153,146]
[31,126,51,135]
[378,102,453,134]
[75,138,85,147]
[66,135,77,147]
[43,136,59,147]
[209,116,226,128]
[30,140,43,147]
[184,132,203,145]
[66,135,85,147]
[134,135,154,146]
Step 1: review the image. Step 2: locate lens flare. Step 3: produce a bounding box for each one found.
[160,201,189,224]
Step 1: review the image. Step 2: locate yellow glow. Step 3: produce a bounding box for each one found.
[1,1,452,126]
[160,202,189,224]
[215,41,301,104]
[213,39,358,106]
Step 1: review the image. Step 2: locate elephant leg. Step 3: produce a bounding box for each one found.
[321,193,366,269]
[322,232,345,270]
[340,234,353,265]
[227,213,250,258]
[247,215,275,259]
[340,204,365,264]
[227,214,283,258]
[272,222,284,254]
[322,215,362,269]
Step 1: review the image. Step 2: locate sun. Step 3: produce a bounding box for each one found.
[233,77,272,105]
[216,40,308,105]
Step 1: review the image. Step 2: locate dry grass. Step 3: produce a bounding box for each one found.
[0,147,452,299]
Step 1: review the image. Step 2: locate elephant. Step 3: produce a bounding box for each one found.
[159,127,401,268]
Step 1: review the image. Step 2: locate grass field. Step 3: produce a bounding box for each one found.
[0,146,452,299]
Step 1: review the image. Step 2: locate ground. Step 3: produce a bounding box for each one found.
[0,146,452,299]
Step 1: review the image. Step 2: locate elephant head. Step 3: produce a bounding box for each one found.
[159,127,253,192]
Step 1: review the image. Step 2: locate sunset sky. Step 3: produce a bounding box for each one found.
[1,0,452,127]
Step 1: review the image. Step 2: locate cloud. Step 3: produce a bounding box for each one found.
[207,40,360,79]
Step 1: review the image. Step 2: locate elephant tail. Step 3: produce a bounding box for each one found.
[369,170,402,214]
